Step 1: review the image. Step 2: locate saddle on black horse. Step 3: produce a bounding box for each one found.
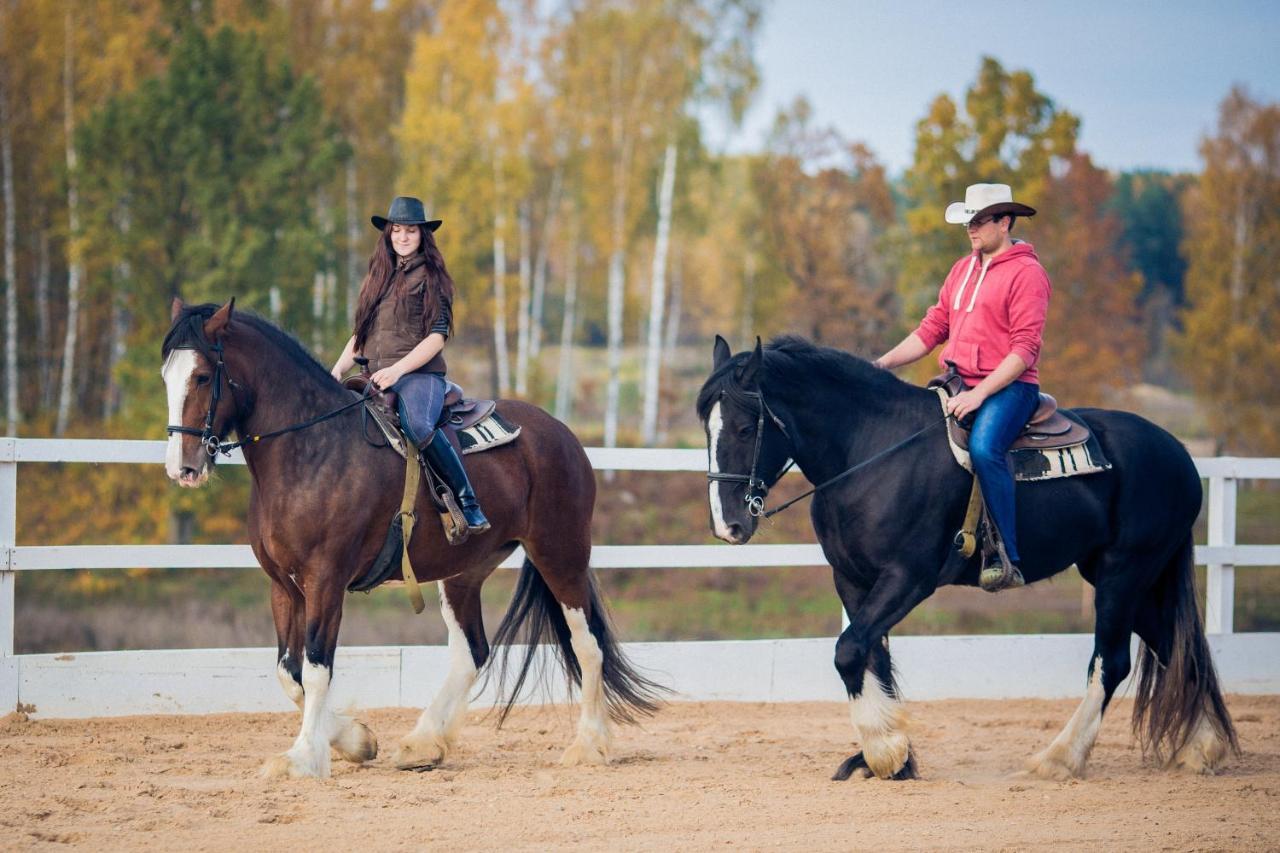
[927,363,1112,583]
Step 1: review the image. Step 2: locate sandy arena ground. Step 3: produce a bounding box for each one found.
[1,696,1277,851]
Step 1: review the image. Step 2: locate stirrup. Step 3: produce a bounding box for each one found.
[980,558,1025,593]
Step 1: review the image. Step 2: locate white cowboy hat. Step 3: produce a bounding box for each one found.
[944,183,1037,225]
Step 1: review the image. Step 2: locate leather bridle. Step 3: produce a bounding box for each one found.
[166,339,369,458]
[705,388,793,518]
[166,341,241,458]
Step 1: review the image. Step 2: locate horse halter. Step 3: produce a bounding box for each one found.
[166,341,241,457]
[706,388,792,518]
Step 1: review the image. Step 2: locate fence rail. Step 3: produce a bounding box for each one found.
[1,438,1278,716]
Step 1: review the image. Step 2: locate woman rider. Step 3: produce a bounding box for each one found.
[330,196,490,536]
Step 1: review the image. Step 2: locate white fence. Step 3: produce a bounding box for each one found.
[2,438,1278,717]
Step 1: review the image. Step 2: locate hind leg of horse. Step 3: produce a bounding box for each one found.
[1132,589,1230,774]
[394,577,492,771]
[523,541,612,767]
[1027,566,1136,780]
[262,579,373,779]
[831,570,929,781]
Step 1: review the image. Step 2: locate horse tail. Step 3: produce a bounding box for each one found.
[1131,533,1239,764]
[488,558,666,726]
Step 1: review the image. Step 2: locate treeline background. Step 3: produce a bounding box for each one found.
[3,1,1279,649]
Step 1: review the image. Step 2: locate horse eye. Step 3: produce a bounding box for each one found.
[195,374,211,386]
[737,424,753,438]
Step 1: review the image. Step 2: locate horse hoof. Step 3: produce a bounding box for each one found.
[393,734,448,771]
[561,738,610,767]
[334,720,378,764]
[1025,747,1081,780]
[259,754,293,779]
[832,752,872,781]
[1170,717,1228,775]
[260,748,329,779]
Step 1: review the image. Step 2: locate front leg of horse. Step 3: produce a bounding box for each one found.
[394,581,487,771]
[261,588,373,779]
[832,632,916,781]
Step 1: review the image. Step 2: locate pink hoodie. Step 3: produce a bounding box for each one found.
[913,241,1051,385]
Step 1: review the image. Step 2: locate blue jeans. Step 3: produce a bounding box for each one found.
[969,381,1040,564]
[393,372,447,446]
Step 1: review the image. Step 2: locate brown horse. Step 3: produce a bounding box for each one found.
[162,299,660,778]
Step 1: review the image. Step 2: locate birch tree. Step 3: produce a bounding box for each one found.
[55,8,81,436]
[1,70,15,436]
[640,140,677,443]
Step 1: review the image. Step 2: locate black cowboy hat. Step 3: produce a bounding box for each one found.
[371,196,443,232]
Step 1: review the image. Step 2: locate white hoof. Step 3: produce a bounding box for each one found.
[260,743,330,779]
[862,731,911,780]
[334,719,378,764]
[393,732,450,771]
[1025,744,1083,781]
[1170,716,1229,774]
[561,735,610,767]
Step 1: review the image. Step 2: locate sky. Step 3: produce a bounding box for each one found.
[712,1,1280,176]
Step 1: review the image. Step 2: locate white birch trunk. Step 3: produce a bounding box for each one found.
[55,10,82,437]
[491,155,511,396]
[345,160,360,325]
[529,169,562,363]
[554,213,580,423]
[103,205,131,420]
[514,199,532,396]
[37,234,50,406]
[657,252,684,443]
[1,73,17,435]
[640,141,677,445]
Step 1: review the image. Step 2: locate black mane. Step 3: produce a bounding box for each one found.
[697,335,903,419]
[162,303,336,385]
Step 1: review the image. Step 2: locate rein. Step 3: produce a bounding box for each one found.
[166,341,370,457]
[707,385,947,519]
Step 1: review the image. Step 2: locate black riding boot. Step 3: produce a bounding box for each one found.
[420,429,491,534]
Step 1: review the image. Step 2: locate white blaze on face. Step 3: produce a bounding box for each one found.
[706,401,734,540]
[162,349,197,480]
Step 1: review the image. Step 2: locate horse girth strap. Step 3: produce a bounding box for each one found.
[398,443,426,614]
[956,477,983,559]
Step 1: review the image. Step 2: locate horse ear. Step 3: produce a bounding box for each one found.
[203,297,236,342]
[736,336,763,388]
[170,296,185,323]
[713,335,731,369]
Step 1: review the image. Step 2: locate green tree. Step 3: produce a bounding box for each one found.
[1176,87,1280,453]
[77,21,347,427]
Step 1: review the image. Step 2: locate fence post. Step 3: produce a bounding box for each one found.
[0,438,17,710]
[1205,473,1236,634]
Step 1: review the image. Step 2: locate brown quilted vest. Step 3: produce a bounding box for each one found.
[362,254,449,375]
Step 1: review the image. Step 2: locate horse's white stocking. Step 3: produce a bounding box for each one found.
[1027,656,1106,780]
[849,671,910,778]
[560,605,611,766]
[260,660,334,778]
[394,584,477,770]
[271,652,376,771]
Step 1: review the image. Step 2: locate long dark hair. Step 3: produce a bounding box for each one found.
[352,223,455,352]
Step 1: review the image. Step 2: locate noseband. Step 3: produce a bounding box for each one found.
[706,388,792,518]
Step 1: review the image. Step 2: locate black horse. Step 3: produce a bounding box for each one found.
[699,335,1237,781]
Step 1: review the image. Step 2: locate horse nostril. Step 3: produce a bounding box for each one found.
[726,522,745,542]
